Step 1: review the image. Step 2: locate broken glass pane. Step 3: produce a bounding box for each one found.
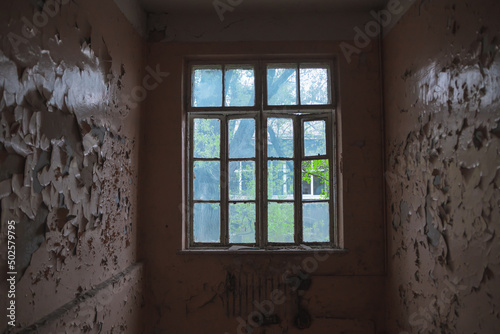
[193,203,220,243]
[299,66,330,105]
[303,202,329,242]
[194,118,220,158]
[302,160,329,200]
[229,203,256,243]
[304,120,326,156]
[268,202,294,243]
[225,66,255,107]
[268,160,294,200]
[229,118,255,158]
[192,66,222,107]
[193,161,220,200]
[267,118,293,158]
[229,161,255,200]
[267,65,297,105]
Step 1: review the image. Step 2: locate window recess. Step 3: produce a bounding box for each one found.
[187,59,337,249]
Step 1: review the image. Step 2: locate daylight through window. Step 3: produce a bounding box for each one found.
[187,60,336,249]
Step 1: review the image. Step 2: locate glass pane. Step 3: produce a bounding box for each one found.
[229,203,256,243]
[229,119,255,158]
[303,202,329,242]
[194,118,220,158]
[267,118,293,158]
[268,202,294,243]
[229,161,255,200]
[268,160,293,200]
[267,65,297,105]
[302,160,329,200]
[192,66,222,107]
[193,203,220,242]
[304,120,326,156]
[299,66,330,105]
[193,161,220,200]
[225,66,255,107]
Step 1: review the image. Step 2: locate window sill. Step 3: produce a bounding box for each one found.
[177,247,348,255]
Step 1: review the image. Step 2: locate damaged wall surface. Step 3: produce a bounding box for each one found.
[141,41,386,333]
[0,0,144,332]
[384,0,500,332]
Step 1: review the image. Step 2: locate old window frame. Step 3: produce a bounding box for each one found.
[185,58,338,250]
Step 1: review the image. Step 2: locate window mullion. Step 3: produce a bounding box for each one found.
[221,65,225,107]
[221,115,229,245]
[188,116,195,247]
[327,113,336,247]
[296,63,301,106]
[294,116,303,244]
[256,113,264,248]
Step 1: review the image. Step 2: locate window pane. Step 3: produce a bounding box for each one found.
[225,66,255,107]
[304,120,326,156]
[267,118,293,158]
[299,66,330,105]
[194,118,220,158]
[303,202,329,242]
[268,160,293,200]
[229,119,255,158]
[193,161,220,200]
[229,161,255,200]
[192,66,222,107]
[268,202,294,243]
[193,203,220,242]
[229,203,256,243]
[267,65,297,105]
[302,160,329,200]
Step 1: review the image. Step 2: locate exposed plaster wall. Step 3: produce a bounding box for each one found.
[0,0,144,332]
[383,0,500,332]
[141,41,385,333]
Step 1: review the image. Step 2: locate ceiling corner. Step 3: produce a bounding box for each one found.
[114,0,148,39]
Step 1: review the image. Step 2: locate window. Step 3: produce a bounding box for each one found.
[186,59,337,249]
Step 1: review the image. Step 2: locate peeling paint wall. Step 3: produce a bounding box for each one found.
[141,41,385,333]
[384,0,500,332]
[0,0,144,332]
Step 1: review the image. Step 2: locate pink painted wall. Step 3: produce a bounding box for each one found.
[0,0,145,332]
[140,41,386,333]
[384,0,500,332]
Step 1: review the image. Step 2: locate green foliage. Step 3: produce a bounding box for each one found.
[192,65,332,244]
[302,159,329,199]
[268,203,294,243]
[229,203,255,243]
[194,118,220,158]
